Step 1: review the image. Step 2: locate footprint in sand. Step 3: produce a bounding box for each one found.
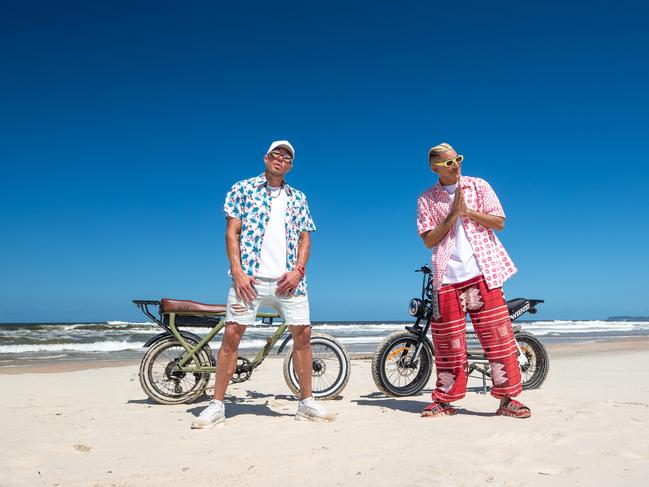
[617,445,649,460]
[269,400,292,411]
[73,444,92,452]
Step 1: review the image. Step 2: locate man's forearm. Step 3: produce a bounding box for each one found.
[421,214,457,248]
[465,209,505,231]
[296,232,311,268]
[225,231,244,275]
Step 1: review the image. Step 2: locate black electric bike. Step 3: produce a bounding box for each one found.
[372,265,549,397]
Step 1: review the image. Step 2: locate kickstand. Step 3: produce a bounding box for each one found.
[481,370,489,395]
[469,364,491,395]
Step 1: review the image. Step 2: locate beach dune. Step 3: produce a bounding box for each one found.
[1,340,648,487]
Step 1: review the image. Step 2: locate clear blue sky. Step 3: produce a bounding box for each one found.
[1,0,647,322]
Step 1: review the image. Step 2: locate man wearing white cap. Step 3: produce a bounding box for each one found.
[192,140,335,428]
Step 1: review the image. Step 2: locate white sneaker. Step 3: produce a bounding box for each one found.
[191,400,225,429]
[296,397,336,422]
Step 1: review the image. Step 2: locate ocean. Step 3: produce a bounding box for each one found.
[1,319,649,367]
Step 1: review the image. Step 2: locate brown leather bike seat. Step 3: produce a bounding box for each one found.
[160,298,227,315]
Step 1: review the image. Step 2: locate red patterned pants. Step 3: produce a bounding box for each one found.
[430,274,522,402]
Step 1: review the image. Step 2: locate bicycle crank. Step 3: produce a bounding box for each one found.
[231,357,253,383]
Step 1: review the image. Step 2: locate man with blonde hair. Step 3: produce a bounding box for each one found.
[416,142,531,418]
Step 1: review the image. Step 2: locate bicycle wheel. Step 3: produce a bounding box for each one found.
[283,333,351,400]
[139,336,214,405]
[371,330,434,397]
[517,332,550,390]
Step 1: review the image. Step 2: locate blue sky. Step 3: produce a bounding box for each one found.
[1,0,647,322]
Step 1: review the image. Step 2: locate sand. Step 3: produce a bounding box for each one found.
[1,339,648,486]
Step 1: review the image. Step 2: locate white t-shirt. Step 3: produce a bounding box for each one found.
[441,183,482,284]
[257,186,288,278]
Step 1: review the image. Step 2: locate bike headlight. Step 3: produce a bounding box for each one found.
[408,298,425,317]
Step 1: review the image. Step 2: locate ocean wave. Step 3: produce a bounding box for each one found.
[62,322,157,331]
[338,336,389,344]
[0,341,143,354]
[519,320,649,336]
[106,321,155,326]
[313,323,407,332]
[21,354,69,360]
[0,330,159,345]
[0,338,271,355]
[2,320,649,358]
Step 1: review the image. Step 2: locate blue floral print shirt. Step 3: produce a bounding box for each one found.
[223,173,316,295]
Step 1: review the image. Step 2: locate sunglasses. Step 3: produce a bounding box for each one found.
[432,155,464,168]
[269,150,293,163]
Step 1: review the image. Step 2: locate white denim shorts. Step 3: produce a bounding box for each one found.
[225,277,311,326]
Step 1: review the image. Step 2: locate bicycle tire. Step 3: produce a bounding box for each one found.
[139,336,213,405]
[517,332,550,390]
[371,330,434,397]
[283,333,351,400]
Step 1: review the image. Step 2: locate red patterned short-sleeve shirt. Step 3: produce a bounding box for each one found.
[417,176,517,290]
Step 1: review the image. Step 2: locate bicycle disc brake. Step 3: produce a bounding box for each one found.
[312,358,326,377]
[231,357,253,383]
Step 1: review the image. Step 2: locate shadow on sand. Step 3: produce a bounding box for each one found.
[355,387,496,417]
[184,389,297,418]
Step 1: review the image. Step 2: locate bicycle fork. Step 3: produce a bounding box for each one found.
[515,335,530,368]
[404,318,429,365]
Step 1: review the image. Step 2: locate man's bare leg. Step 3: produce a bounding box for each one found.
[213,323,247,400]
[191,323,246,429]
[289,325,312,399]
[290,324,335,421]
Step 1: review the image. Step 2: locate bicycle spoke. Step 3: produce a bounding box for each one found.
[377,337,430,393]
[146,342,209,398]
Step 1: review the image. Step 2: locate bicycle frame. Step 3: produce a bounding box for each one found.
[133,300,286,374]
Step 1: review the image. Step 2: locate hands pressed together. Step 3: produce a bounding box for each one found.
[446,185,472,224]
[448,185,504,231]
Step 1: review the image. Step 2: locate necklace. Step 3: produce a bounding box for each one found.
[266,185,283,199]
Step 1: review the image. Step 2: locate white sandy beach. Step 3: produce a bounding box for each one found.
[1,340,648,487]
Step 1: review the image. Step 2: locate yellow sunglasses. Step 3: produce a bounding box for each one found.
[432,155,464,167]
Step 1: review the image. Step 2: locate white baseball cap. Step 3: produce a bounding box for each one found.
[266,140,295,159]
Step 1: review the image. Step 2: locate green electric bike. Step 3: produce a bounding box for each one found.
[134,298,351,405]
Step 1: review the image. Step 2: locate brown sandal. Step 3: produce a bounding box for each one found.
[496,399,531,419]
[421,401,458,418]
